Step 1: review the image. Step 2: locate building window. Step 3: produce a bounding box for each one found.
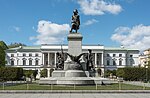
[23,59,26,65]
[107,60,110,65]
[113,60,116,65]
[113,54,116,57]
[35,53,38,57]
[17,59,19,65]
[29,59,32,65]
[35,60,39,65]
[11,54,14,57]
[11,60,14,65]
[97,53,101,65]
[46,61,48,65]
[106,54,110,57]
[23,53,26,57]
[29,53,32,57]
[130,55,133,58]
[130,59,133,66]
[119,60,122,66]
[119,54,122,57]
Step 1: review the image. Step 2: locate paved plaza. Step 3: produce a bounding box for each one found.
[0,93,150,98]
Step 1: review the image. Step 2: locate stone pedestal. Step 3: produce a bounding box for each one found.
[64,33,86,70]
[67,33,83,56]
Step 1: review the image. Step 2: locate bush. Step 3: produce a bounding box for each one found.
[40,69,47,78]
[0,67,23,81]
[23,70,38,80]
[23,70,34,78]
[104,70,116,77]
[116,67,149,81]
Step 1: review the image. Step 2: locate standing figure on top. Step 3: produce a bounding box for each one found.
[70,9,80,33]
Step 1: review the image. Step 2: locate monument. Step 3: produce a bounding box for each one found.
[39,9,109,85]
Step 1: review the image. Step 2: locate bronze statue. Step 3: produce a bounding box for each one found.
[86,49,94,71]
[66,53,85,64]
[56,45,65,70]
[70,9,80,33]
[56,52,64,70]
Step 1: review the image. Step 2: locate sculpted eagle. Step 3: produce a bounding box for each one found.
[66,53,85,64]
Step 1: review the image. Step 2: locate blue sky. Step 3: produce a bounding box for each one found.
[0,0,150,51]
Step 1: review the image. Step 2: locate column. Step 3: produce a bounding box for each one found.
[48,53,50,66]
[42,53,44,65]
[101,53,104,77]
[37,69,41,78]
[47,68,50,77]
[95,53,97,67]
[101,53,104,67]
[54,53,57,67]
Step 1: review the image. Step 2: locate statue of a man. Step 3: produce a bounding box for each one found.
[86,49,94,71]
[56,52,64,70]
[70,9,80,33]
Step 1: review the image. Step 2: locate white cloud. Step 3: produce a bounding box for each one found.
[83,19,98,26]
[30,20,70,45]
[77,0,122,15]
[111,24,150,51]
[12,26,20,32]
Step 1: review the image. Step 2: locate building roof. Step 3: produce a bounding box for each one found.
[6,45,139,52]
[105,47,139,51]
[6,46,41,52]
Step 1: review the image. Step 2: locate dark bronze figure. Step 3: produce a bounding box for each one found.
[56,52,64,70]
[86,49,94,71]
[66,53,85,64]
[70,9,80,33]
[56,45,65,70]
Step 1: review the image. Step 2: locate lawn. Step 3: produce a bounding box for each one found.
[0,83,150,90]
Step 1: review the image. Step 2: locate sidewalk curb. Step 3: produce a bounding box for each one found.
[1,90,150,93]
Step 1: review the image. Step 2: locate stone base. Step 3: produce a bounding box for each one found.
[52,70,89,77]
[52,70,66,77]
[65,70,87,77]
[39,77,112,85]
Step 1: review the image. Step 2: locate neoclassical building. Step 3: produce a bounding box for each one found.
[5,44,139,78]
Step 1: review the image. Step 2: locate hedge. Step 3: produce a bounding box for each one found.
[104,70,116,77]
[0,67,23,81]
[116,67,150,81]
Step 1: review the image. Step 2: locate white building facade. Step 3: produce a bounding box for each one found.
[5,44,139,78]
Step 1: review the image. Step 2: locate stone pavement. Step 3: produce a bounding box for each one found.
[0,93,150,98]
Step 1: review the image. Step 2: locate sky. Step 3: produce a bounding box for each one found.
[0,0,150,51]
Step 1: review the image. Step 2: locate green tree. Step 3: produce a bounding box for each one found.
[8,42,26,48]
[0,67,23,81]
[0,41,8,50]
[0,41,8,67]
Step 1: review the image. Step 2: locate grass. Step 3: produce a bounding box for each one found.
[1,83,150,90]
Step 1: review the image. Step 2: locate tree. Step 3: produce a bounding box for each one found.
[0,41,8,67]
[0,41,8,50]
[8,42,26,48]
